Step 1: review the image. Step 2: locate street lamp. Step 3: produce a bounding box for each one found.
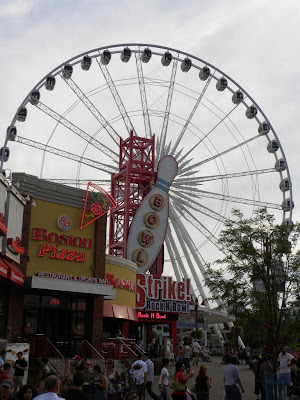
[195,297,198,331]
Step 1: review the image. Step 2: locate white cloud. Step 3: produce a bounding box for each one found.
[0,0,39,19]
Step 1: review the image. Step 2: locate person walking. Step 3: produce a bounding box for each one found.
[182,341,192,375]
[192,342,201,367]
[1,379,18,400]
[129,353,147,400]
[258,354,273,400]
[0,351,6,371]
[193,365,212,400]
[0,364,11,384]
[13,352,28,393]
[158,358,172,400]
[34,375,63,400]
[171,361,194,400]
[90,365,108,400]
[143,353,158,400]
[223,356,244,400]
[61,371,89,400]
[16,384,37,400]
[277,346,295,398]
[105,359,120,400]
[60,361,77,392]
[81,359,93,395]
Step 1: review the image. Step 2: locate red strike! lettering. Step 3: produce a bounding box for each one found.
[136,274,146,308]
[136,273,191,303]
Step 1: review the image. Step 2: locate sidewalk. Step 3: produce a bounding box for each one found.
[147,356,256,400]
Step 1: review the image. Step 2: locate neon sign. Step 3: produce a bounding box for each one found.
[136,273,190,314]
[7,237,25,255]
[33,227,92,263]
[33,228,92,248]
[38,244,85,261]
[105,273,136,292]
[0,213,7,236]
[138,311,167,320]
[81,182,117,229]
[50,298,60,305]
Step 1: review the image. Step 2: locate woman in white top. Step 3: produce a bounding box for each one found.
[159,358,172,400]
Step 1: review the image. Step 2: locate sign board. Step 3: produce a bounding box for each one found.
[4,343,30,384]
[3,187,26,263]
[0,174,9,253]
[136,273,191,314]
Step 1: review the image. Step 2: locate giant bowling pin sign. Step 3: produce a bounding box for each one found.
[126,155,178,274]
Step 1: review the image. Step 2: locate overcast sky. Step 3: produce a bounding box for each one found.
[1,0,300,265]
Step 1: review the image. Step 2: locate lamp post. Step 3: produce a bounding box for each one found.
[195,297,198,331]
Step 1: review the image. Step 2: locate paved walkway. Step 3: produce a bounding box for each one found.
[148,356,256,400]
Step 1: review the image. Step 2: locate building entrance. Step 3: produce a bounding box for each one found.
[23,293,89,355]
[42,308,70,343]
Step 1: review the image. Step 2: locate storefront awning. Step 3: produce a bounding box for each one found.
[0,256,25,286]
[103,303,138,322]
[29,276,116,298]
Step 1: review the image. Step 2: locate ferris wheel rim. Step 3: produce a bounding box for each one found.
[1,42,294,285]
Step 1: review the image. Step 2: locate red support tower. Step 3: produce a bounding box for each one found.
[109,131,156,258]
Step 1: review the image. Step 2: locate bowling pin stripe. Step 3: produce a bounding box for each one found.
[155,178,171,192]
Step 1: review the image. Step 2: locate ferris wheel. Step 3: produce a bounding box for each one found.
[1,43,294,300]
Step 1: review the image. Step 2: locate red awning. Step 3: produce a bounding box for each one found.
[103,303,114,318]
[113,304,129,319]
[0,257,9,279]
[1,257,25,286]
[127,307,138,322]
[103,304,138,322]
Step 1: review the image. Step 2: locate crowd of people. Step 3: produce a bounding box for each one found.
[0,342,299,400]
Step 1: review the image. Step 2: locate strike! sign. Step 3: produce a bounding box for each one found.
[136,273,191,314]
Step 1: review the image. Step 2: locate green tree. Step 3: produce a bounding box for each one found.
[205,209,300,357]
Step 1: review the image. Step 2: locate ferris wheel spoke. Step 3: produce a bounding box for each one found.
[46,178,111,186]
[35,102,119,162]
[61,76,120,146]
[165,231,183,282]
[178,134,261,175]
[135,51,152,138]
[173,168,277,187]
[15,136,117,174]
[166,226,197,290]
[157,57,178,161]
[191,168,276,183]
[168,218,207,299]
[172,200,223,252]
[178,103,240,165]
[170,192,228,224]
[174,186,282,210]
[171,76,212,157]
[169,205,209,301]
[96,57,135,135]
[169,204,210,279]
